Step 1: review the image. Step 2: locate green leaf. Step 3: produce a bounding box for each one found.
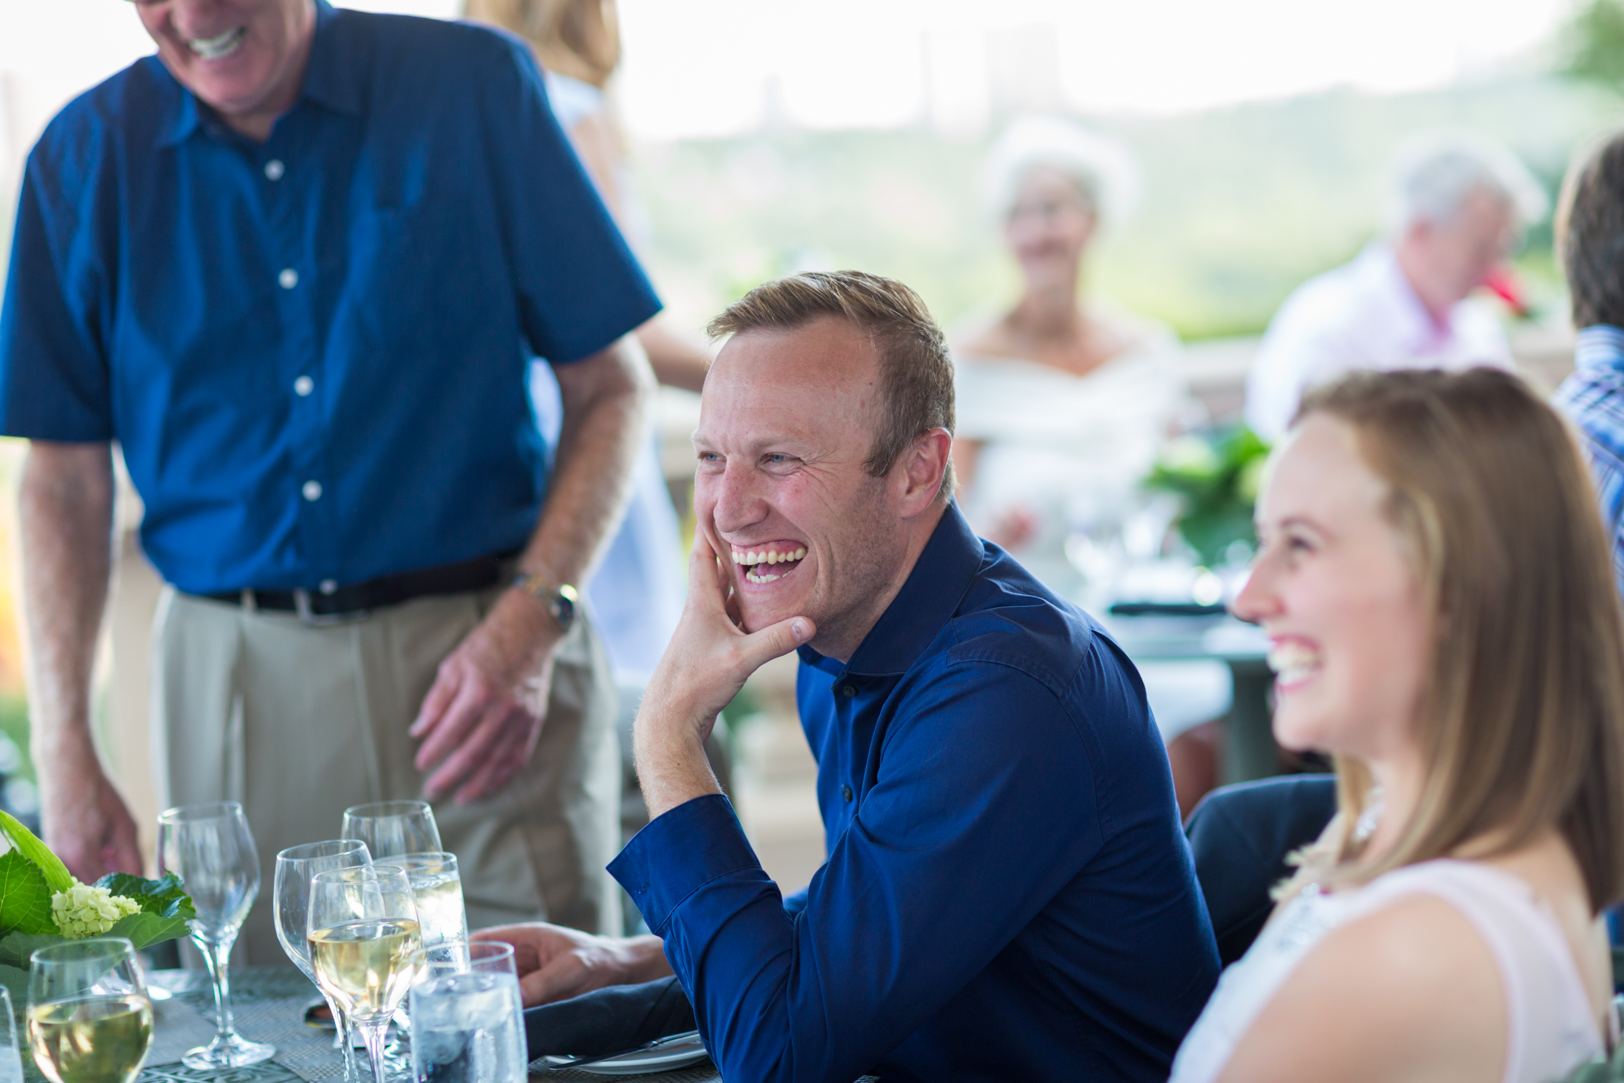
[93,872,196,922]
[0,932,62,970]
[0,812,72,895]
[0,852,54,937]
[103,911,189,953]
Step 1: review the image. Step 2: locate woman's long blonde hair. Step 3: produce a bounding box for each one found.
[462,0,620,88]
[1278,368,1624,913]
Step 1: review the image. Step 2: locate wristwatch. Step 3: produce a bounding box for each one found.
[511,573,578,634]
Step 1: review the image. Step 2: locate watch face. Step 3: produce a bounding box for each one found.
[552,591,576,630]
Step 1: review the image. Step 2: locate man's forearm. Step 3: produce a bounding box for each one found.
[18,443,115,781]
[521,337,652,588]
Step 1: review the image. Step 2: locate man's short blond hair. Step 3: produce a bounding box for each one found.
[708,271,955,501]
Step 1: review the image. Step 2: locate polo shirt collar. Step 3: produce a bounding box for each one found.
[154,0,352,148]
[1575,324,1624,374]
[797,502,984,679]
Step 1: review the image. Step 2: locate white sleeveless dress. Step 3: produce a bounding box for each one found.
[1170,860,1605,1083]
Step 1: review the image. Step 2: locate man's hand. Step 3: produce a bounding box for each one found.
[410,590,562,804]
[40,760,142,882]
[633,537,814,818]
[471,923,672,1008]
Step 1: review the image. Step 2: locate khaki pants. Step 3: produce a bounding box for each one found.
[150,582,622,964]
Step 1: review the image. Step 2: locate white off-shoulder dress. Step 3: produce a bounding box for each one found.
[1170,860,1606,1083]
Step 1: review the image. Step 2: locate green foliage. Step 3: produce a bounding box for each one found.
[94,873,196,923]
[0,933,64,971]
[0,813,71,895]
[1565,0,1624,94]
[1144,428,1271,567]
[0,853,54,937]
[101,911,191,953]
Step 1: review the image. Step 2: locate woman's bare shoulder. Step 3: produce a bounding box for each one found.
[1218,893,1505,1083]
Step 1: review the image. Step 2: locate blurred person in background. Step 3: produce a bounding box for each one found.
[952,117,1229,812]
[1172,368,1624,1083]
[0,0,657,960]
[1552,128,1624,593]
[1244,132,1548,443]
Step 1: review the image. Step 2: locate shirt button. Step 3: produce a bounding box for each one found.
[841,685,857,698]
[293,375,314,397]
[301,480,323,502]
[264,159,285,181]
[319,579,338,595]
[841,786,854,802]
[278,268,299,290]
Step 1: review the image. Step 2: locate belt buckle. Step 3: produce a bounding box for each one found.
[293,588,365,627]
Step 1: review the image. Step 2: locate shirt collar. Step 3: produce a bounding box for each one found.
[1362,242,1453,348]
[1575,325,1624,373]
[797,503,985,679]
[154,0,352,148]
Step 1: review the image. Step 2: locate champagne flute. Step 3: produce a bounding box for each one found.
[341,801,441,860]
[27,938,153,1083]
[275,840,371,1080]
[307,866,423,1083]
[156,802,276,1069]
[373,853,467,965]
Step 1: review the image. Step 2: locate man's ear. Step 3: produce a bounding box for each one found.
[895,428,952,517]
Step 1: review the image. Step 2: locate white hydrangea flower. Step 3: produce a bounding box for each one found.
[51,882,140,939]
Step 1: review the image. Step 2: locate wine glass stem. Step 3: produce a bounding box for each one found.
[327,995,357,1083]
[195,935,239,1043]
[357,1019,390,1083]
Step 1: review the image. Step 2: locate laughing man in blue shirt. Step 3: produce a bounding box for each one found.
[484,271,1220,1082]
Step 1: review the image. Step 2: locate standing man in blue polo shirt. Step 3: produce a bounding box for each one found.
[482,272,1219,1082]
[0,0,660,963]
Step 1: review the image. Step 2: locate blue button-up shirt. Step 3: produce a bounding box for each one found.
[0,3,660,594]
[1555,324,1624,589]
[611,506,1220,1083]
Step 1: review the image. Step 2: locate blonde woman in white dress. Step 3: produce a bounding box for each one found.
[953,117,1226,812]
[1171,368,1624,1083]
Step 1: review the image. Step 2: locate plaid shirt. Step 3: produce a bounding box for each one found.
[1553,324,1624,588]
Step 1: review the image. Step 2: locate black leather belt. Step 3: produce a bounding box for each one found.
[196,552,515,625]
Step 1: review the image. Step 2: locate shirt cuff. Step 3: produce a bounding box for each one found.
[608,794,762,933]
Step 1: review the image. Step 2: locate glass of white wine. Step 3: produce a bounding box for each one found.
[27,938,153,1083]
[307,865,423,1083]
[275,840,372,1080]
[341,801,441,860]
[157,801,275,1070]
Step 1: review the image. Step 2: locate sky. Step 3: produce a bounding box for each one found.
[0,0,1580,150]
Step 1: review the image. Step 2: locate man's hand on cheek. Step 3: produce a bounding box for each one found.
[634,535,813,817]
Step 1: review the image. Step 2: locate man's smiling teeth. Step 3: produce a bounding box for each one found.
[189,26,247,60]
[732,546,808,584]
[1267,642,1322,686]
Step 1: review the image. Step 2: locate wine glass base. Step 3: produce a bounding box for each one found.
[182,1034,277,1071]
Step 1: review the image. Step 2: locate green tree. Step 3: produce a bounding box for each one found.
[1566,0,1624,94]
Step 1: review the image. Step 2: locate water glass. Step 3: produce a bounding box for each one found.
[410,943,525,1083]
[341,802,441,860]
[275,840,372,1079]
[157,801,276,1069]
[374,853,467,965]
[26,938,152,1083]
[307,866,423,1083]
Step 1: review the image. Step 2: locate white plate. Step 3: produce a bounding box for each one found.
[574,1035,710,1076]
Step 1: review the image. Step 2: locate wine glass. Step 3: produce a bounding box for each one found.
[307,866,423,1083]
[26,938,153,1083]
[341,801,441,860]
[156,801,276,1069]
[275,840,371,1080]
[373,853,467,965]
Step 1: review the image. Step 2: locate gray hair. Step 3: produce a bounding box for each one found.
[981,116,1139,228]
[1384,132,1549,238]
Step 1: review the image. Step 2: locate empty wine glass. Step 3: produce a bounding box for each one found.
[27,938,152,1083]
[275,840,371,1081]
[307,866,423,1083]
[156,802,276,1070]
[341,801,441,860]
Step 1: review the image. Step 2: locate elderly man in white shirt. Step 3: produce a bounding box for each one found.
[1245,133,1548,442]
